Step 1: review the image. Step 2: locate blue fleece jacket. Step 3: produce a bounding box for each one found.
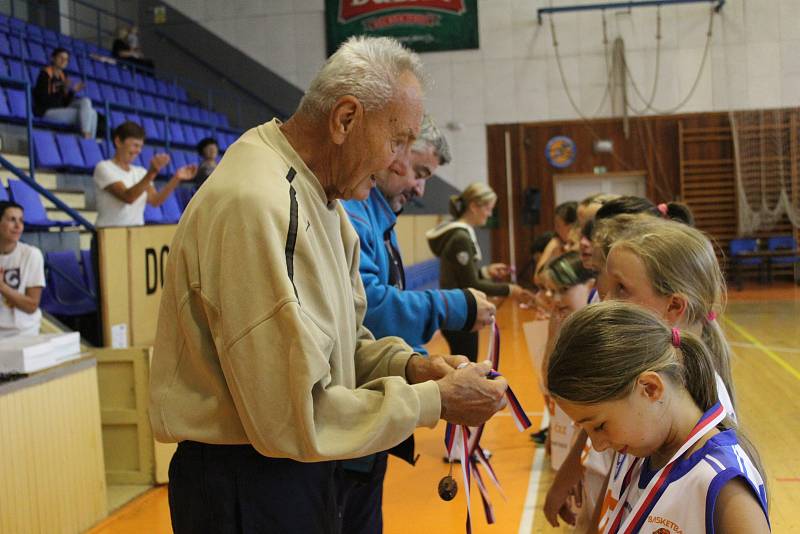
[343,188,476,354]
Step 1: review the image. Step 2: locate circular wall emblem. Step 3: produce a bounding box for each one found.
[545,135,577,169]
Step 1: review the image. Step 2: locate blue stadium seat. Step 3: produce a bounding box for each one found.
[0,88,11,118]
[85,81,102,103]
[27,64,40,84]
[182,123,198,145]
[119,68,134,86]
[144,202,164,224]
[188,106,202,122]
[142,116,165,142]
[77,56,95,77]
[41,250,97,316]
[154,98,170,116]
[106,65,122,84]
[79,249,96,297]
[79,138,104,169]
[170,150,187,170]
[8,35,23,57]
[114,86,131,106]
[141,94,157,113]
[160,191,182,223]
[99,83,116,103]
[138,145,155,169]
[174,185,195,211]
[129,91,144,108]
[27,41,47,64]
[7,179,76,228]
[93,60,108,80]
[143,76,158,93]
[0,34,10,55]
[54,133,86,170]
[5,88,27,119]
[0,184,8,201]
[169,122,186,145]
[32,130,61,168]
[110,110,127,128]
[7,59,24,81]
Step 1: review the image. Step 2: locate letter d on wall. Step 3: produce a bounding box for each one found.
[145,248,158,295]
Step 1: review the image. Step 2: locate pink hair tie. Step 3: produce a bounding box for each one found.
[657,203,668,217]
[671,327,681,347]
[706,311,717,322]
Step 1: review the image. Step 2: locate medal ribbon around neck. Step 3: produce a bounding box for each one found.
[443,320,532,533]
[603,403,726,534]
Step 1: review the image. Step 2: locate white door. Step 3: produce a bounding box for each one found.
[554,174,646,204]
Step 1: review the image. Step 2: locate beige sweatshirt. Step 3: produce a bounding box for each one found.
[149,119,441,462]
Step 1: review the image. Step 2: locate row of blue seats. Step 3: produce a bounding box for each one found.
[107,113,238,148]
[0,57,228,128]
[0,85,237,151]
[31,129,234,175]
[0,14,108,58]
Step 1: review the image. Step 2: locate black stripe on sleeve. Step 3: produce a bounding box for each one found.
[285,168,299,300]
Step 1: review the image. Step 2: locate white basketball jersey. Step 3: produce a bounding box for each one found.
[596,407,768,534]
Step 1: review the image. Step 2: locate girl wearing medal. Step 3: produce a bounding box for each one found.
[548,301,769,534]
[545,217,738,530]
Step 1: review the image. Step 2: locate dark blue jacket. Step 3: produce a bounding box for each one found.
[343,188,476,354]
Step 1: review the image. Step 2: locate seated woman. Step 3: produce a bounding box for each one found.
[0,201,45,338]
[33,48,98,139]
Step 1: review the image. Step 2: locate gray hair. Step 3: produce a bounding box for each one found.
[412,114,451,165]
[298,36,425,118]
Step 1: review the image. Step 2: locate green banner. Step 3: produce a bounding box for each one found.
[325,0,479,55]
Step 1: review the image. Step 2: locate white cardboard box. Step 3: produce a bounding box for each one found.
[0,332,81,373]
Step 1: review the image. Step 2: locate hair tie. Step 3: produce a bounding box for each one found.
[671,327,681,347]
[706,311,717,322]
[657,203,668,217]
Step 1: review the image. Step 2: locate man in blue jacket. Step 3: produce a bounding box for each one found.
[341,115,496,533]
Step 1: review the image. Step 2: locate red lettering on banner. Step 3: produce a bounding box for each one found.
[364,13,441,29]
[339,0,465,22]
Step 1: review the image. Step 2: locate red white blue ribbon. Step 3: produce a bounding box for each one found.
[443,320,532,533]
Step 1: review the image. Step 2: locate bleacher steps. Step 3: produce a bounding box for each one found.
[43,191,86,210]
[79,232,92,250]
[2,153,30,170]
[46,208,97,225]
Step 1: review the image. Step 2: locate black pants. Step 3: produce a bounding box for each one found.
[339,451,389,534]
[442,329,479,362]
[168,441,344,534]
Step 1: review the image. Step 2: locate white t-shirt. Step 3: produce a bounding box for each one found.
[0,242,45,337]
[93,159,149,227]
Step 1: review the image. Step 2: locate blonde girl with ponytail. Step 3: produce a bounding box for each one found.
[547,301,768,534]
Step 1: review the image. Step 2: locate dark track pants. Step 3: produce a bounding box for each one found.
[339,451,389,534]
[168,441,344,534]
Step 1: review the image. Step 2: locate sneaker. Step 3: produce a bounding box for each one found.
[530,427,549,445]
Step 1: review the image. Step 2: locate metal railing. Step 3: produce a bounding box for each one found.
[537,0,725,24]
[0,153,96,230]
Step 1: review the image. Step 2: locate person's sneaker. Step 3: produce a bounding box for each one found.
[530,427,549,445]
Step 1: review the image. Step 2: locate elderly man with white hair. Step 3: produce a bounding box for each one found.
[149,36,508,534]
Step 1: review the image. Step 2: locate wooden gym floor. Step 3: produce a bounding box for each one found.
[88,283,800,534]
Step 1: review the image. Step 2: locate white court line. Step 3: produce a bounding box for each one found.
[518,414,549,534]
[730,341,800,354]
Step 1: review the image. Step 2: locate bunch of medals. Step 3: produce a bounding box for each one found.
[439,320,532,533]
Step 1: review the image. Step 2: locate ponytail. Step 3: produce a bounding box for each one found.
[677,328,766,485]
[448,194,464,218]
[450,182,497,220]
[701,318,736,405]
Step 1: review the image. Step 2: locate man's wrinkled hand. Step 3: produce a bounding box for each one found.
[406,354,469,384]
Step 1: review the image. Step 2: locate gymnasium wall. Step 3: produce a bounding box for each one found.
[163,0,799,193]
[486,110,798,273]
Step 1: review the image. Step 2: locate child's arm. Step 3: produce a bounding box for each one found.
[714,477,770,533]
[589,468,612,534]
[544,429,588,526]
